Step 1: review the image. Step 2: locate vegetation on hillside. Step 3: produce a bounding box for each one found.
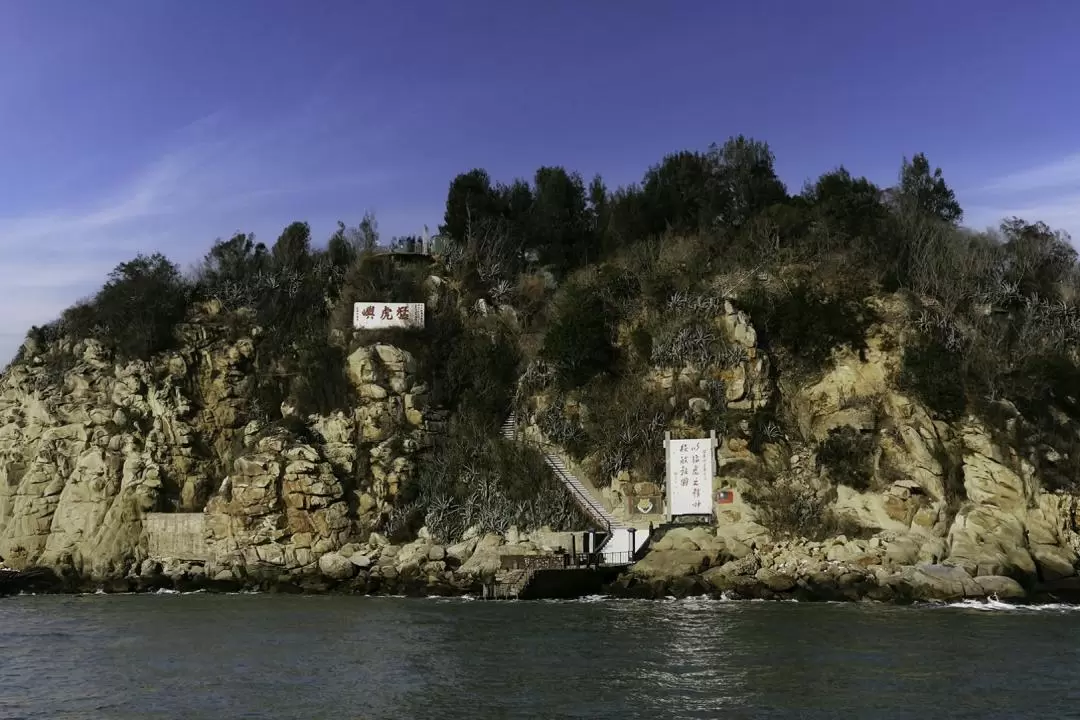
[434,138,1079,506]
[11,135,1080,540]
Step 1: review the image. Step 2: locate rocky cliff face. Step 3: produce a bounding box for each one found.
[617,294,1080,602]
[0,303,432,587]
[2,286,1078,602]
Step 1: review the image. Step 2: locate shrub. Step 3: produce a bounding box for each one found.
[535,399,587,453]
[747,407,785,453]
[898,335,966,421]
[590,265,642,315]
[629,327,653,364]
[740,280,876,372]
[650,319,730,369]
[580,381,669,486]
[816,426,877,490]
[743,477,840,541]
[1011,351,1080,421]
[540,282,618,389]
[1001,352,1080,492]
[396,421,589,542]
[57,253,192,361]
[290,343,355,418]
[514,272,552,329]
[193,233,270,310]
[430,310,521,433]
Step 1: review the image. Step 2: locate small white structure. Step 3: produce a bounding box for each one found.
[352,302,426,330]
[664,431,717,520]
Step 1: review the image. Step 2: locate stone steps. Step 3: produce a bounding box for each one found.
[487,568,535,599]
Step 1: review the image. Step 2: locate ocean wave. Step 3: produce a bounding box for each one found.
[937,597,1080,613]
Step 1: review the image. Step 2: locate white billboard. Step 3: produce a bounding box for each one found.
[666,437,715,517]
[353,302,426,330]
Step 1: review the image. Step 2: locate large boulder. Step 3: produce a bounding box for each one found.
[895,563,982,602]
[318,551,356,581]
[973,575,1026,600]
[630,549,712,582]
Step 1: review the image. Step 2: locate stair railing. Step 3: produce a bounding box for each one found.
[501,411,614,554]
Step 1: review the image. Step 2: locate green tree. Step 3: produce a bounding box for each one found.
[1000,218,1078,301]
[897,153,962,224]
[804,168,886,242]
[528,166,591,271]
[704,135,788,230]
[495,178,533,248]
[357,211,379,252]
[540,282,617,388]
[272,221,312,271]
[641,150,712,236]
[605,184,649,247]
[201,233,268,285]
[441,169,500,244]
[91,253,191,359]
[390,235,423,253]
[587,173,609,239]
[327,221,358,268]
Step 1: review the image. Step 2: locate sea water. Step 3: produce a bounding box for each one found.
[1,593,1077,719]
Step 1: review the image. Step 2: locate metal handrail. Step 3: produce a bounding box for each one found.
[502,411,615,550]
[539,442,612,530]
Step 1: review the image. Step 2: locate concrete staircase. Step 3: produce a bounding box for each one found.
[500,413,647,561]
[486,568,535,600]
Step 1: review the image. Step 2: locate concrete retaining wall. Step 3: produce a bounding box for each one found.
[144,513,209,561]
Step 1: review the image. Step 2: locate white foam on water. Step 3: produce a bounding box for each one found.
[424,594,476,601]
[938,596,1080,613]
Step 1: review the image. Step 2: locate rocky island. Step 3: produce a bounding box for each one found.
[2,140,1078,604]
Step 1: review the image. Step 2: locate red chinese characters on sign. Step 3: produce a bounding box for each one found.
[353,302,425,330]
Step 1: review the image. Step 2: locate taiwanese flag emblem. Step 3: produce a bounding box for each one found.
[716,490,735,504]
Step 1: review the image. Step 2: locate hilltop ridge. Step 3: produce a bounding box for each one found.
[2,137,1079,600]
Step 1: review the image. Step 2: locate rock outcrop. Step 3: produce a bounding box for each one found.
[613,295,1080,603]
[0,306,432,586]
[3,284,1079,603]
[16,525,576,596]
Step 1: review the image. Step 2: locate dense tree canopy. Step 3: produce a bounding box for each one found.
[21,136,1078,467]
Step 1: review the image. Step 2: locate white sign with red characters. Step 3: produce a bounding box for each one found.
[352,302,426,330]
[666,438,715,517]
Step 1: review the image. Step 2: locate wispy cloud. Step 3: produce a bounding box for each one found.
[972,153,1080,196]
[962,152,1080,244]
[0,97,392,366]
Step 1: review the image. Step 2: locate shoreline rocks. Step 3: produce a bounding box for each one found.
[607,525,1080,605]
[7,523,1080,607]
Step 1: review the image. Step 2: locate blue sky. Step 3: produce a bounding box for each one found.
[2,1,1080,364]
